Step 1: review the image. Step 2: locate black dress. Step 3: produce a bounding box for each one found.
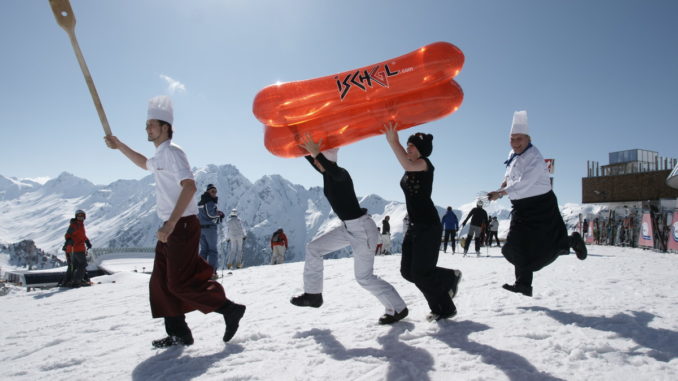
[400,158,457,315]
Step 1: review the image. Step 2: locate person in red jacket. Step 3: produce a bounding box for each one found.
[64,209,92,287]
[270,228,288,265]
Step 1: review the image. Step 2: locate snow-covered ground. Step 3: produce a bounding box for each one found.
[1,246,676,380]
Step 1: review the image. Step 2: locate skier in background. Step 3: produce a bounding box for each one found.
[487,216,501,247]
[225,209,246,269]
[461,200,489,256]
[198,183,225,279]
[380,216,392,255]
[441,206,459,253]
[270,228,288,265]
[62,209,92,287]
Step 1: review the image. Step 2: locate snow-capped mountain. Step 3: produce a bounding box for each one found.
[0,165,593,268]
[0,166,413,266]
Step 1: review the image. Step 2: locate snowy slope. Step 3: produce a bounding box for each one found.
[1,246,676,380]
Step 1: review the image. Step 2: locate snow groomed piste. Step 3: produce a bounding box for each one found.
[253,42,465,157]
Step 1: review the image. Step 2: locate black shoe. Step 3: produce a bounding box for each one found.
[378,308,409,325]
[220,303,246,342]
[502,283,533,297]
[152,335,194,348]
[426,308,457,322]
[449,270,462,299]
[290,293,323,308]
[570,232,587,260]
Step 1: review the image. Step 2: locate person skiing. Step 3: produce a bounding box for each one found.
[487,110,587,297]
[461,200,489,256]
[104,95,245,348]
[383,122,462,322]
[198,184,224,279]
[63,209,92,287]
[381,216,392,255]
[225,209,246,269]
[270,228,288,265]
[488,216,501,247]
[441,206,459,253]
[291,134,408,325]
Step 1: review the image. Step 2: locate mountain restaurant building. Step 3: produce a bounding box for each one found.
[581,149,678,252]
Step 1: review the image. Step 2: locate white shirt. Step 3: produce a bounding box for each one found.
[146,140,198,221]
[501,144,552,200]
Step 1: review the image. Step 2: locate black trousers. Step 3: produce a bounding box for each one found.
[71,251,88,284]
[488,231,500,246]
[515,266,534,287]
[401,223,456,315]
[442,229,457,252]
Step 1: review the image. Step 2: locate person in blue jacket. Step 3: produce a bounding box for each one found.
[441,206,459,253]
[198,184,224,278]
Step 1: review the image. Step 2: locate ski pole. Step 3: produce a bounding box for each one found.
[49,0,112,136]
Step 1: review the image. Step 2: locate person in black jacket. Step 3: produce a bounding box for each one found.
[290,134,408,325]
[461,200,489,256]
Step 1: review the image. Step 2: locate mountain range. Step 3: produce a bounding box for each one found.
[0,164,591,267]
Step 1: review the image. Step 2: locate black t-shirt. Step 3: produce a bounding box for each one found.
[306,154,365,221]
[400,157,439,226]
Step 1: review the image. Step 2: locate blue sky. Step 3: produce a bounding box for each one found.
[1,0,676,208]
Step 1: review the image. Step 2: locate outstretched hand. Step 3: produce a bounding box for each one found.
[298,133,322,157]
[381,121,399,145]
[487,190,505,201]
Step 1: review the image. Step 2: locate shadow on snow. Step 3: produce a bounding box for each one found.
[432,320,564,381]
[131,343,244,381]
[295,322,434,381]
[296,319,564,381]
[521,306,678,362]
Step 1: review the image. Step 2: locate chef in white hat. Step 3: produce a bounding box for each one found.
[488,110,587,298]
[104,95,246,348]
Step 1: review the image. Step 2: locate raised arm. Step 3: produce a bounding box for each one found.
[382,121,427,172]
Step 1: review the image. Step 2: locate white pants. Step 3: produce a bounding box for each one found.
[271,245,286,264]
[380,233,391,254]
[226,237,244,266]
[303,214,406,314]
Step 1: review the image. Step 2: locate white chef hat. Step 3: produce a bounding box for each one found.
[510,110,529,136]
[147,95,174,125]
[321,148,339,162]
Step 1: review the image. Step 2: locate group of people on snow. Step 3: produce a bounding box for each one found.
[74,94,588,348]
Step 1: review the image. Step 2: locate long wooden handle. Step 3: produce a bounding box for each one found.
[49,0,112,136]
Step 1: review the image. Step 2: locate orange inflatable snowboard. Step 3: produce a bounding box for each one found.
[253,41,465,158]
